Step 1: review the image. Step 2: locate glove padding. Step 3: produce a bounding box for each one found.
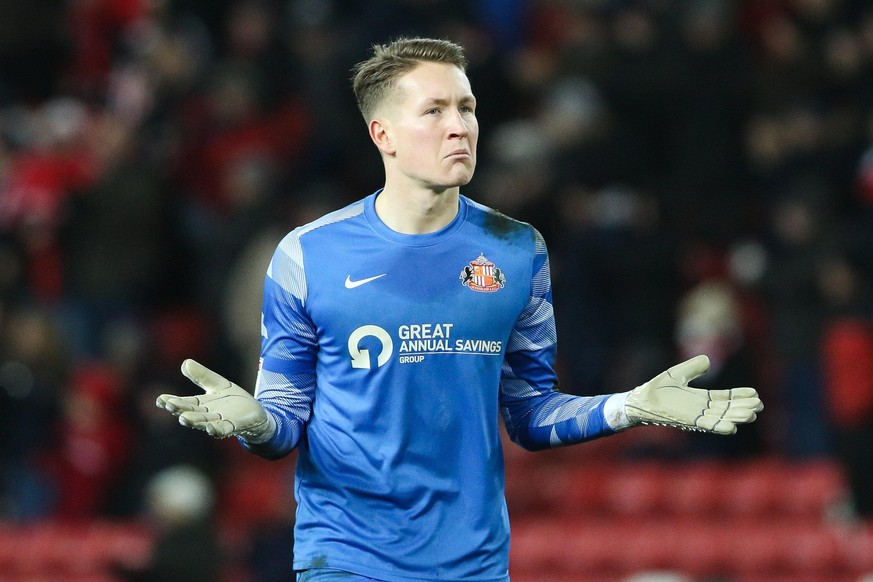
[155,359,273,441]
[625,355,763,435]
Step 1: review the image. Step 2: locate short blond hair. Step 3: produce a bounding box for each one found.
[351,37,468,121]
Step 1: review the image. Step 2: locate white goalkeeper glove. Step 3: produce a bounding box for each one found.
[624,355,763,434]
[155,359,275,442]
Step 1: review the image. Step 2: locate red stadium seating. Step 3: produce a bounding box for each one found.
[505,455,873,581]
[0,457,866,581]
[0,521,152,580]
[667,460,727,516]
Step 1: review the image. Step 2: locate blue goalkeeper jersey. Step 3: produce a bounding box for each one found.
[246,191,617,581]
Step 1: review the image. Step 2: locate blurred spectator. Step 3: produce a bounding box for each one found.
[818,253,873,521]
[40,361,133,519]
[674,280,765,457]
[107,377,224,517]
[216,182,340,379]
[0,0,67,105]
[0,97,99,302]
[758,194,831,457]
[0,305,67,520]
[551,184,677,397]
[666,0,751,241]
[120,464,221,582]
[65,0,151,97]
[62,112,173,356]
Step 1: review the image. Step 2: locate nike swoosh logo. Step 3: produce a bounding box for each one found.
[344,274,387,289]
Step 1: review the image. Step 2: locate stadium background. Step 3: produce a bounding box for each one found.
[1,0,873,580]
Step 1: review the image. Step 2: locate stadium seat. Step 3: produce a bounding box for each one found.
[505,462,569,515]
[509,517,629,575]
[832,522,873,575]
[0,521,153,578]
[602,462,670,516]
[779,459,845,516]
[669,519,733,577]
[218,456,294,532]
[719,458,785,517]
[0,525,28,573]
[666,460,727,516]
[618,519,686,573]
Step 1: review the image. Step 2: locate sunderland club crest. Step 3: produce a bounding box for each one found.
[460,254,505,293]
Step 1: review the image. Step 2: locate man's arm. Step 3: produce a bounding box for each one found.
[154,356,315,460]
[499,231,762,451]
[498,229,616,450]
[156,231,318,459]
[501,355,762,450]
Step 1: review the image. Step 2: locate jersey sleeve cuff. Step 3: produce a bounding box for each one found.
[603,392,632,431]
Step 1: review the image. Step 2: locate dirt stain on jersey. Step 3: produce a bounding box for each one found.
[483,209,526,240]
[309,555,329,568]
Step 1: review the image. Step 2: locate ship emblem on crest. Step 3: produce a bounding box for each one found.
[460,254,505,293]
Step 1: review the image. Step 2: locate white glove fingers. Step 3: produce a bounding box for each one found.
[158,395,209,414]
[725,408,758,423]
[711,422,737,435]
[737,390,764,413]
[178,413,237,437]
[702,406,756,422]
[708,387,758,401]
[708,388,763,414]
[666,354,711,384]
[730,387,758,399]
[181,359,233,394]
[730,400,764,414]
[205,420,237,438]
[155,394,175,409]
[178,411,222,425]
[696,413,738,434]
[703,393,760,421]
[703,399,757,414]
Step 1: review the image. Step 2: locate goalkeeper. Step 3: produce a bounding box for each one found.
[156,37,762,582]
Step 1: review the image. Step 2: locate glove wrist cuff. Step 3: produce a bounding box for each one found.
[238,412,277,444]
[603,392,632,431]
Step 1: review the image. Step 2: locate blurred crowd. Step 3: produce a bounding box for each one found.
[2,0,873,574]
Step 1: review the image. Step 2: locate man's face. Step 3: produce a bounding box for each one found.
[376,62,479,191]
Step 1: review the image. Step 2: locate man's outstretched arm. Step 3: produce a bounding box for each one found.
[155,357,314,460]
[156,232,319,458]
[501,229,762,449]
[501,354,763,450]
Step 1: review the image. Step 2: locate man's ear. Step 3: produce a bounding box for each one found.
[369,118,395,156]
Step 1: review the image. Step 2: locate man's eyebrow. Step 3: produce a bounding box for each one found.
[421,95,476,107]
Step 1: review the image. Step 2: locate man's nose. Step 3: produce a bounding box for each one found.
[447,108,469,138]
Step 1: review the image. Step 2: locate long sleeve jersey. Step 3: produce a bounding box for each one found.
[244,191,625,581]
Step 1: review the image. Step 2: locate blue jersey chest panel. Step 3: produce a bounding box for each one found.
[300,194,534,379]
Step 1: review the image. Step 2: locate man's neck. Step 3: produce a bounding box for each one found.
[375,184,460,235]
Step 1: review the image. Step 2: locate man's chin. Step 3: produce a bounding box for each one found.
[423,168,475,192]
[448,168,475,188]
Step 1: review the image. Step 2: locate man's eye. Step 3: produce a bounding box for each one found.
[425,108,439,115]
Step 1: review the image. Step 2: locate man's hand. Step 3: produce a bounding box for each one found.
[155,359,274,442]
[625,355,763,435]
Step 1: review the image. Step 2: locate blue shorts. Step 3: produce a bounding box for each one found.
[296,569,384,582]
